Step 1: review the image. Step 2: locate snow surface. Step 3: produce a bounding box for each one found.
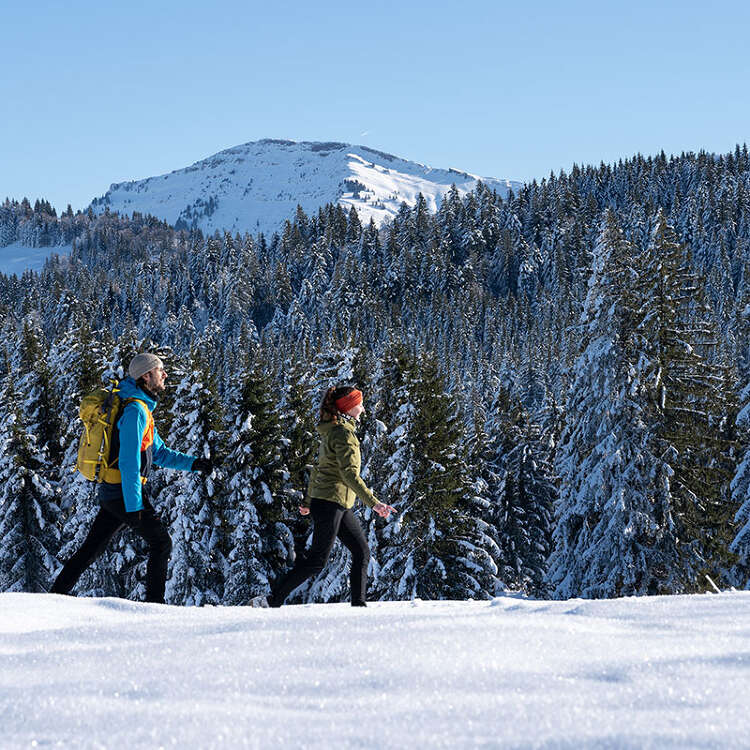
[0,243,71,276]
[91,139,522,238]
[2,591,750,749]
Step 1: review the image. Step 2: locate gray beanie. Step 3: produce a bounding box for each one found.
[129,353,164,381]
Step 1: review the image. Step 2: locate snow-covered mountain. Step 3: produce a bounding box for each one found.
[91,139,522,238]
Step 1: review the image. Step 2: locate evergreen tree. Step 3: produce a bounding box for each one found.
[637,212,740,588]
[730,380,750,587]
[376,351,484,600]
[548,212,681,598]
[479,387,555,596]
[0,378,60,592]
[499,405,555,595]
[4,145,750,602]
[278,357,318,576]
[164,353,226,606]
[224,365,293,604]
[17,316,64,467]
[464,397,503,597]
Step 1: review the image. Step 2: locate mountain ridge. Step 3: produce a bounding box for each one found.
[91,139,522,238]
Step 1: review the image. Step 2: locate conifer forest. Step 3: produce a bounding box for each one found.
[2,146,750,604]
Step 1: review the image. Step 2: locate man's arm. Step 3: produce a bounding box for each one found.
[151,427,198,472]
[118,403,148,513]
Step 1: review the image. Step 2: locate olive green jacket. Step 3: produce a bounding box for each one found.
[305,417,378,510]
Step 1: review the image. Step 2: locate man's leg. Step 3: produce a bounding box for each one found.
[135,503,172,604]
[101,496,172,604]
[270,499,343,606]
[123,502,172,604]
[51,507,123,595]
[337,509,370,605]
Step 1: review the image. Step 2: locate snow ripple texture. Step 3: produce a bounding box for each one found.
[1,592,749,749]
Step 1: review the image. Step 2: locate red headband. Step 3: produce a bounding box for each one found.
[335,389,363,413]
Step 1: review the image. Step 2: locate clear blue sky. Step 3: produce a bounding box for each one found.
[2,0,749,212]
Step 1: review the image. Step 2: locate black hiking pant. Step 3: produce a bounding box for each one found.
[272,497,370,606]
[51,491,172,604]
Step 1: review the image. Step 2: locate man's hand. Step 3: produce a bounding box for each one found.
[299,506,311,516]
[192,457,214,475]
[373,502,397,519]
[126,510,143,526]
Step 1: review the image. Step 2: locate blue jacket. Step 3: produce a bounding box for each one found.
[101,377,197,512]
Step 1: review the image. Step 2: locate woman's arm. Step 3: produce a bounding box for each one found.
[331,430,379,508]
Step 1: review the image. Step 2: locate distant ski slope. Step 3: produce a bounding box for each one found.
[0,242,71,276]
[2,592,749,748]
[91,139,522,238]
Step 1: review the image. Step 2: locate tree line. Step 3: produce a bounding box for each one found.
[1,144,750,602]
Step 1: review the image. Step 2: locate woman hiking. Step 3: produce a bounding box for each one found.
[269,385,395,607]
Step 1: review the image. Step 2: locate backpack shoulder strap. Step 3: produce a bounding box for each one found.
[121,397,151,415]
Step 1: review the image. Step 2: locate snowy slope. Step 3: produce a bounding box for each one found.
[0,242,71,276]
[2,592,750,749]
[91,139,522,238]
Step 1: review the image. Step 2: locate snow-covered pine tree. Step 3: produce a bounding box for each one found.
[370,344,418,600]
[164,351,227,606]
[17,315,64,468]
[224,364,294,605]
[548,211,681,599]
[637,211,740,588]
[729,276,750,586]
[499,404,555,595]
[464,395,503,597]
[375,350,485,600]
[0,377,60,592]
[276,357,318,583]
[730,379,750,587]
[307,344,358,413]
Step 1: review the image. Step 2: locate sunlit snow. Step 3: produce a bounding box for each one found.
[0,242,71,276]
[91,139,521,239]
[2,591,749,748]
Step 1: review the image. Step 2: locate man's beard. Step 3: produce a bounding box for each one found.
[142,381,165,399]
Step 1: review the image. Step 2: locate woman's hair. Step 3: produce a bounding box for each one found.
[320,385,357,423]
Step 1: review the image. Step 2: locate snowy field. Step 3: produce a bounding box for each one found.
[2,592,750,749]
[0,243,71,275]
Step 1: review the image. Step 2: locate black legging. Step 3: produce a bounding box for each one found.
[51,495,172,603]
[272,497,370,605]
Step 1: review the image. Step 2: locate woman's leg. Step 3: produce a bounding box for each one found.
[337,509,370,605]
[270,499,344,606]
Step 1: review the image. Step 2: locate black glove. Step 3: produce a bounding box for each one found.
[192,457,214,475]
[126,510,143,527]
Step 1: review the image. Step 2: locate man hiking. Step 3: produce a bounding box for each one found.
[51,353,214,603]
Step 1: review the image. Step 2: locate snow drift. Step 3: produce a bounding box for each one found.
[1,591,749,749]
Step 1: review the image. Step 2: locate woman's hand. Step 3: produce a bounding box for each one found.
[299,506,311,516]
[373,502,397,519]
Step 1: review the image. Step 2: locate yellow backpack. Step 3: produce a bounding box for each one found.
[76,382,145,483]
